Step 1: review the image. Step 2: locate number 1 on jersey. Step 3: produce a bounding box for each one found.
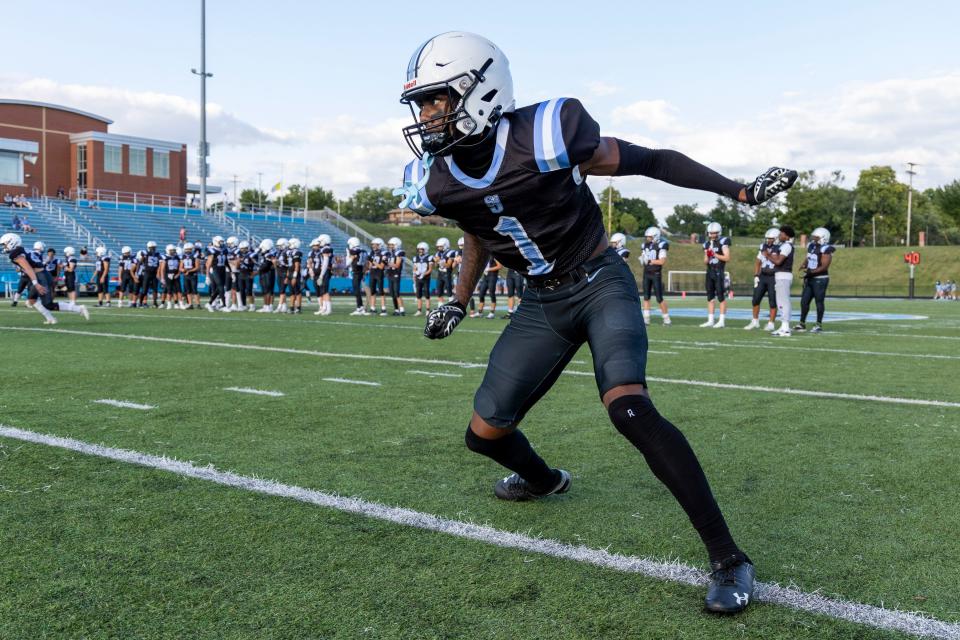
[494,216,554,276]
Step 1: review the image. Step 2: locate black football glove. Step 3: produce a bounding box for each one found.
[424,300,466,340]
[745,167,798,205]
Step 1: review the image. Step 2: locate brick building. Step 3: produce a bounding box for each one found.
[0,99,186,199]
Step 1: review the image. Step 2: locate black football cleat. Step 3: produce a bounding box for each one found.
[793,322,806,332]
[810,324,823,334]
[494,469,571,501]
[704,555,755,614]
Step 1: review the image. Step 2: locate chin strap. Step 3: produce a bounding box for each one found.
[392,153,434,211]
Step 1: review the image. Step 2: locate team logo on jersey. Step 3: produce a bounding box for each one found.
[484,195,504,214]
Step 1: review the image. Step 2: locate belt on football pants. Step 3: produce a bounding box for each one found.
[525,248,615,290]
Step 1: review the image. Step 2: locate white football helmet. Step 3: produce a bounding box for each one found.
[259,238,274,252]
[147,240,157,250]
[289,238,301,250]
[212,235,224,248]
[318,234,332,247]
[184,242,195,252]
[400,32,516,157]
[347,237,360,250]
[122,246,132,255]
[812,227,831,244]
[226,236,238,248]
[165,244,176,255]
[33,240,45,252]
[416,241,429,252]
[457,237,465,248]
[0,232,21,253]
[436,237,450,251]
[64,246,75,257]
[645,227,661,243]
[276,238,288,249]
[238,240,250,251]
[764,227,780,243]
[137,250,146,260]
[95,246,107,257]
[310,237,320,248]
[371,237,384,249]
[706,222,722,236]
[610,232,626,249]
[387,236,401,249]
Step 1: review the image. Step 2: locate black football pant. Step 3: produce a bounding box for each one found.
[751,274,777,308]
[705,268,726,301]
[259,270,275,297]
[478,273,498,304]
[642,272,664,303]
[142,270,159,302]
[208,268,226,306]
[415,275,431,300]
[800,276,829,324]
[16,274,31,296]
[387,272,402,308]
[369,271,385,296]
[237,272,254,305]
[352,272,364,308]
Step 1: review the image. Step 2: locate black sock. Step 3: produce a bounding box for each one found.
[607,395,742,564]
[465,426,558,490]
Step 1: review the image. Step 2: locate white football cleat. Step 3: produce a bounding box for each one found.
[314,309,323,315]
[205,303,214,313]
[764,321,776,331]
[699,319,715,328]
[662,317,671,326]
[44,318,58,325]
[771,326,791,337]
[713,320,725,329]
[743,320,759,330]
[247,304,256,312]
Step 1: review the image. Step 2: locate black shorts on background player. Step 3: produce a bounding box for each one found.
[415,275,431,299]
[705,268,725,301]
[752,274,777,308]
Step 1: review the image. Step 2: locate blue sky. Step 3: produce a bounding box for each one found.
[4,0,959,217]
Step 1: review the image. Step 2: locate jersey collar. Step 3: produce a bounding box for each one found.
[444,120,510,190]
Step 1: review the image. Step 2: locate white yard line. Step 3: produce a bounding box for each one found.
[408,370,463,378]
[3,326,957,409]
[224,387,285,397]
[0,424,956,640]
[654,338,960,361]
[92,399,156,410]
[321,377,381,387]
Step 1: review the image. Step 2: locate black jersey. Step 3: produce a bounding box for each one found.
[181,254,196,273]
[289,249,303,273]
[773,240,794,273]
[192,248,205,268]
[65,256,78,272]
[804,241,835,275]
[349,247,368,275]
[44,256,60,274]
[317,246,334,276]
[207,246,228,269]
[412,253,431,278]
[120,254,137,272]
[95,255,111,274]
[399,98,603,276]
[757,242,777,276]
[484,257,501,274]
[257,249,276,274]
[8,246,44,269]
[239,251,256,273]
[385,248,404,275]
[616,247,630,260]
[433,250,451,273]
[641,240,669,274]
[703,236,731,270]
[164,254,181,273]
[144,250,161,271]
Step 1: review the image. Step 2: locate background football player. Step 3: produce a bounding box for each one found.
[141,240,161,308]
[237,240,257,311]
[347,237,368,316]
[433,237,453,304]
[397,32,797,613]
[366,237,387,315]
[795,226,835,333]
[159,244,184,310]
[610,232,630,261]
[762,225,796,336]
[1,233,88,323]
[475,256,501,319]
[412,241,432,316]
[385,237,405,316]
[205,235,229,312]
[181,242,200,309]
[117,246,137,308]
[699,222,730,329]
[639,227,671,326]
[62,246,78,304]
[503,267,525,318]
[744,227,779,330]
[287,238,303,314]
[256,238,277,313]
[94,245,110,306]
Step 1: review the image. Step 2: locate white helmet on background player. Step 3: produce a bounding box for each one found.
[400,31,516,157]
[33,240,44,252]
[289,238,301,250]
[259,238,274,252]
[0,232,21,253]
[95,245,107,257]
[610,232,626,249]
[764,227,780,243]
[457,237,465,248]
[121,246,132,255]
[347,237,360,250]
[238,240,250,251]
[183,242,195,252]
[276,238,288,250]
[644,227,661,243]
[416,241,429,253]
[706,222,722,237]
[64,246,75,257]
[212,236,224,248]
[812,227,831,244]
[387,236,401,250]
[226,236,239,248]
[147,240,157,250]
[165,244,176,255]
[318,234,332,247]
[435,237,450,251]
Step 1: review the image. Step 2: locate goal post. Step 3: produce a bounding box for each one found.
[666,270,705,293]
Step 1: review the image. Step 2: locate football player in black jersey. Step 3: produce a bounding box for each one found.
[433,237,453,304]
[205,235,230,312]
[366,237,387,315]
[699,222,731,328]
[475,256,501,319]
[94,245,111,306]
[639,227,671,326]
[397,32,798,613]
[63,246,78,304]
[141,240,161,308]
[763,225,796,336]
[288,238,304,314]
[256,239,278,313]
[795,227,835,333]
[118,246,137,308]
[1,233,88,323]
[610,232,630,261]
[744,227,779,330]
[454,236,477,316]
[385,237,406,316]
[160,244,184,310]
[11,261,31,307]
[503,268,525,318]
[347,237,369,316]
[411,241,432,316]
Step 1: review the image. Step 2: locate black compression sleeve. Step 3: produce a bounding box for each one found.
[613,138,744,200]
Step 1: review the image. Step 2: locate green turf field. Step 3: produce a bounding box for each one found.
[1,296,958,639]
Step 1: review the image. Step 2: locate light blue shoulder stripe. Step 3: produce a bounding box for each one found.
[533,98,570,172]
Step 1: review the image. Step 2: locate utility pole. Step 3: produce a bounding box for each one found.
[606,176,614,235]
[191,0,213,214]
[872,215,877,248]
[850,196,857,248]
[231,174,239,212]
[257,172,263,211]
[905,162,918,247]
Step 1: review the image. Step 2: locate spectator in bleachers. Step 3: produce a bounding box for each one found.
[11,211,21,230]
[179,226,187,243]
[14,194,32,210]
[19,215,36,233]
[4,193,14,207]
[56,186,66,199]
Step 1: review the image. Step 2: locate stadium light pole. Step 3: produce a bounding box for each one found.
[905,162,918,247]
[850,196,857,248]
[191,0,213,215]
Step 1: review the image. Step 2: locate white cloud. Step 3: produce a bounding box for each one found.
[611,99,688,133]
[587,81,622,97]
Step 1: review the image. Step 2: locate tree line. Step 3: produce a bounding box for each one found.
[239,166,960,245]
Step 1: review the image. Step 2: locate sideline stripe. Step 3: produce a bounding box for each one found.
[92,399,155,410]
[224,387,285,397]
[0,425,956,640]
[2,327,957,409]
[408,370,463,378]
[322,377,380,387]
